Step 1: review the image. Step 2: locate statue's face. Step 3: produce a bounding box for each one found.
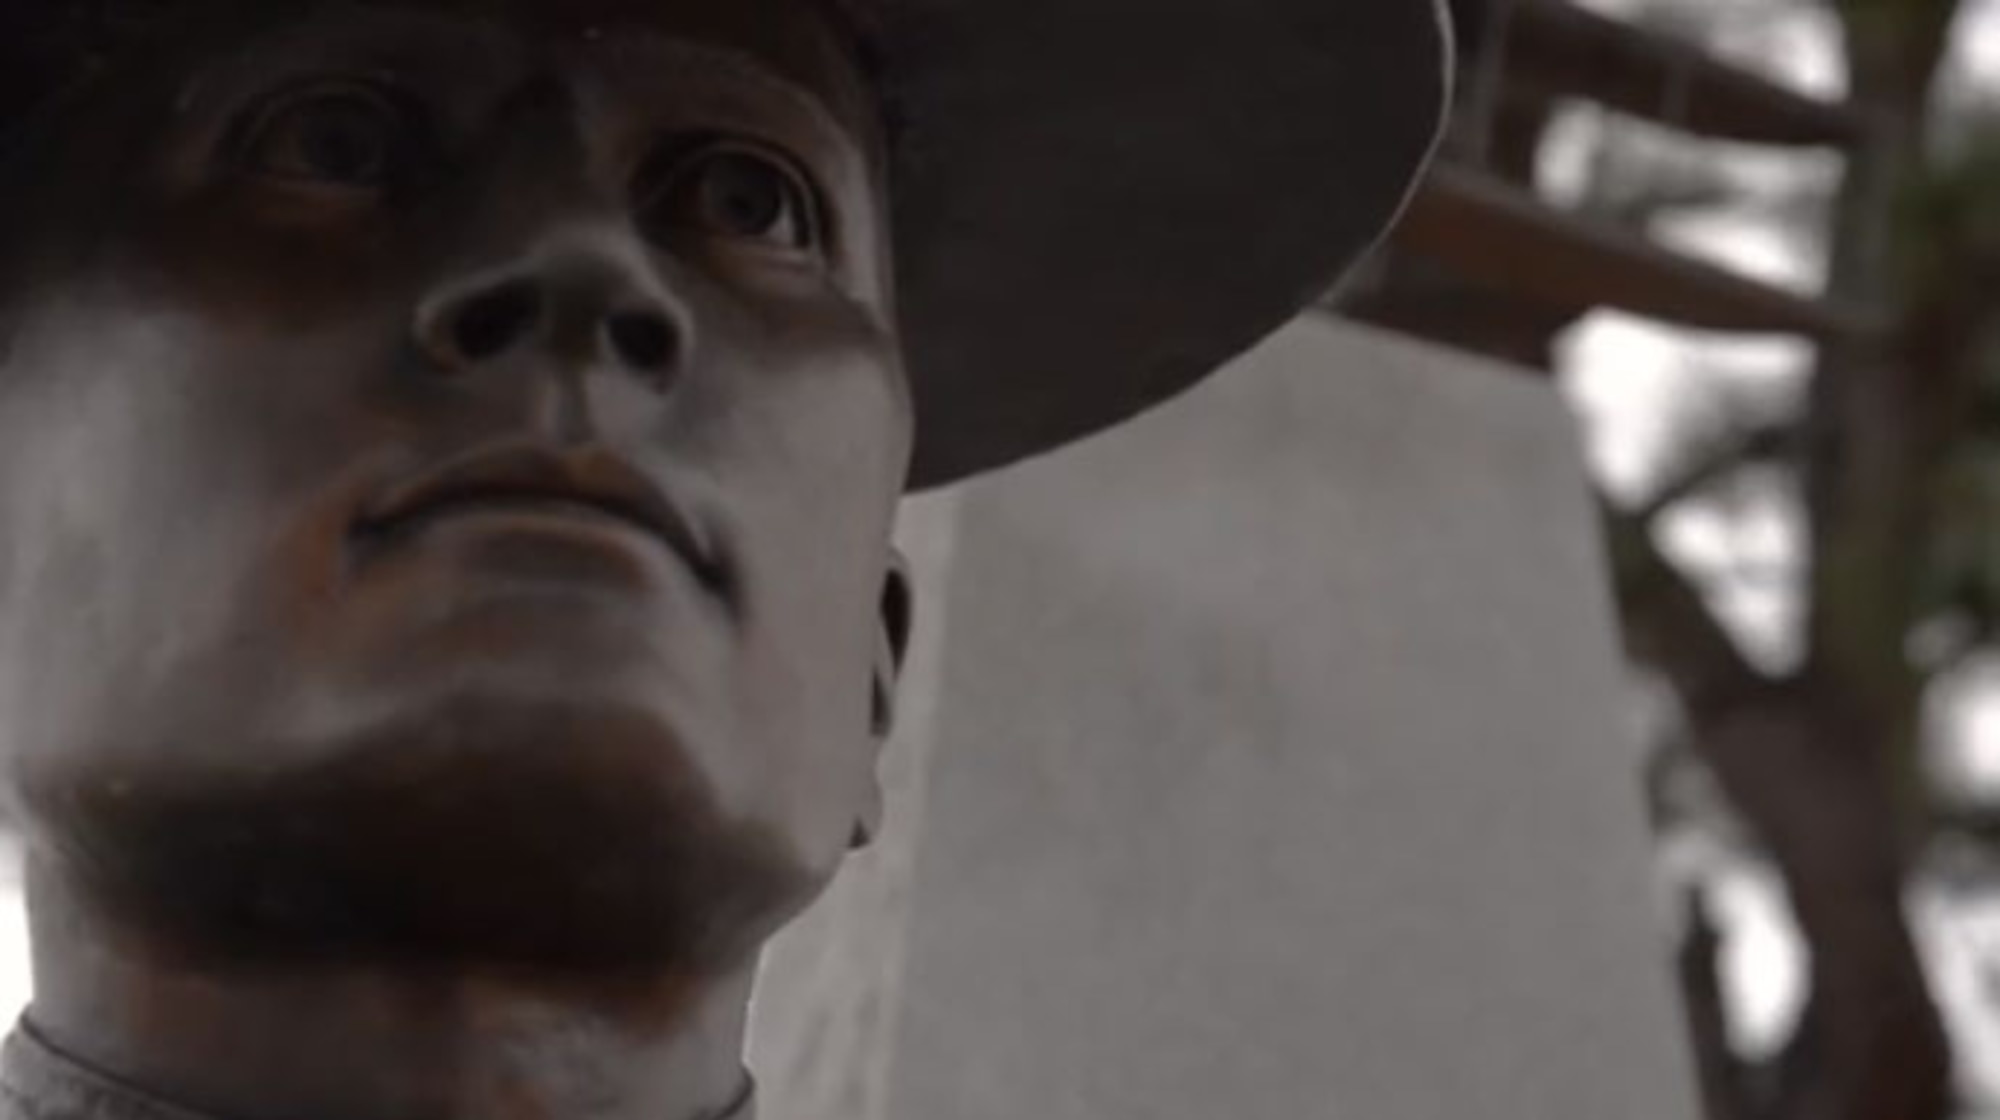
[0,0,908,974]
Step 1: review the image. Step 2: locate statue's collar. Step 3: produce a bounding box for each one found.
[1,1024,215,1120]
[1,1020,756,1120]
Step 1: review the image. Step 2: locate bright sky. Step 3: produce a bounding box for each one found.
[1560,0,2000,767]
[1559,0,2000,1109]
[0,841,30,1031]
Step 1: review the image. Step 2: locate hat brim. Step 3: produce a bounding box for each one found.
[2,0,1451,491]
[875,0,1453,489]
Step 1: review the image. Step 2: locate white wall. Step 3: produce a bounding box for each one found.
[753,318,1697,1120]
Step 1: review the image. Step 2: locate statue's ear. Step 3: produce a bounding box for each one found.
[871,549,914,736]
[855,550,913,850]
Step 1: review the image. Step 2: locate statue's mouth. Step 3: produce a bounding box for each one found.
[352,444,728,594]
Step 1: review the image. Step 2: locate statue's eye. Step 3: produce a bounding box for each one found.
[638,142,821,255]
[233,82,426,192]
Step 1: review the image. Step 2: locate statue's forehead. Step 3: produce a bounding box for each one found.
[129,0,884,156]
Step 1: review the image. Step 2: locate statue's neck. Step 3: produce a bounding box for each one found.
[19,865,758,1120]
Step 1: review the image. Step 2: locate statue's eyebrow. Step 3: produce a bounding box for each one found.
[578,36,872,160]
[158,9,531,160]
[170,10,523,106]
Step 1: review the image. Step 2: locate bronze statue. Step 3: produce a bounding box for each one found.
[0,2,1447,1117]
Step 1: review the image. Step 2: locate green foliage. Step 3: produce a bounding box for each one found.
[1834,0,1960,36]
[1894,122,2000,302]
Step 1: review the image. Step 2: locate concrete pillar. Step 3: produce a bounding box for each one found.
[751,318,1697,1120]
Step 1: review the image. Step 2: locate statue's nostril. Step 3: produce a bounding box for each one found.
[450,281,543,365]
[605,309,679,374]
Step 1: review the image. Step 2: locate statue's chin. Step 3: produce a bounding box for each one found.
[22,696,811,980]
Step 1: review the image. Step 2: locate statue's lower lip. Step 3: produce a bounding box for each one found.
[353,446,730,596]
[351,495,728,594]
[348,498,703,589]
[359,494,660,539]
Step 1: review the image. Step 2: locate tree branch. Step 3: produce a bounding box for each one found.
[1635,421,1796,522]
[1601,490,1775,718]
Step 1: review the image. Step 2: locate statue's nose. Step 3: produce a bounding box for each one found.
[414,226,691,392]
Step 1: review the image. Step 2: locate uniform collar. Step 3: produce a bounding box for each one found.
[2,1023,214,1120]
[2,1020,757,1120]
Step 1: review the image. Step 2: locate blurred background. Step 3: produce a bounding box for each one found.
[1338,0,2000,1116]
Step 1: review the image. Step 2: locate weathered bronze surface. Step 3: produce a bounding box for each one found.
[0,3,905,1118]
[0,2,1448,1118]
